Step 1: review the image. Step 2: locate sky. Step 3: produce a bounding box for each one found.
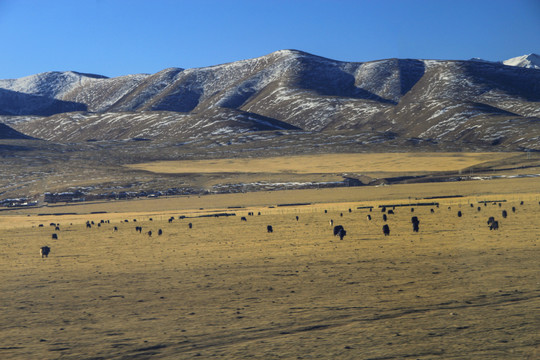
[0,0,539,79]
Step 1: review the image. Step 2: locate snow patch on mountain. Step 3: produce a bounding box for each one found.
[503,54,540,69]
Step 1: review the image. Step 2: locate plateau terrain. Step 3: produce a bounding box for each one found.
[0,51,539,359]
[1,51,540,202]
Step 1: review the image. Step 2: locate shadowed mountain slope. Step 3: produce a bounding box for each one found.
[0,123,35,139]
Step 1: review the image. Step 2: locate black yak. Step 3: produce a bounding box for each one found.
[40,246,51,258]
[411,216,420,232]
[333,225,344,236]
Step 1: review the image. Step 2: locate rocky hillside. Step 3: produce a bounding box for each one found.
[1,50,539,149]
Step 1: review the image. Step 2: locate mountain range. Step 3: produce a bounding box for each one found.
[1,50,539,150]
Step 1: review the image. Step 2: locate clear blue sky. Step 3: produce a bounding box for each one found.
[1,0,539,79]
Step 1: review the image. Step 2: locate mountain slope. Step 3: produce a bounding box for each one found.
[1,50,539,149]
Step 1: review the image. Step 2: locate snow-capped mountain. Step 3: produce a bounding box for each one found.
[503,54,540,69]
[1,50,539,149]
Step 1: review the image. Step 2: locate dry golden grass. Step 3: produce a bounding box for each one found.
[1,177,539,359]
[125,153,519,175]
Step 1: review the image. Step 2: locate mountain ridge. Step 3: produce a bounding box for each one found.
[1,50,539,150]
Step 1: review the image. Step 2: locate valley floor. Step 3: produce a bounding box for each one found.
[0,180,539,359]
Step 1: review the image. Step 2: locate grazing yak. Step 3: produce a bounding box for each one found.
[40,246,51,258]
[51,233,58,240]
[267,225,273,233]
[411,216,420,232]
[296,216,299,221]
[487,217,495,225]
[241,217,247,222]
[490,220,499,230]
[457,211,462,217]
[333,225,344,236]
[388,210,394,215]
[188,223,193,229]
[383,224,390,236]
[366,214,371,221]
[333,225,346,240]
[158,229,163,236]
[502,210,508,218]
[382,214,387,222]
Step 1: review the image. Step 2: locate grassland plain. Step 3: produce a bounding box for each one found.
[124,153,518,174]
[0,180,539,359]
